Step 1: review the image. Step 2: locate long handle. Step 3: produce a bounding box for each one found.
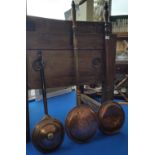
[72,1,81,105]
[72,1,79,84]
[81,94,100,113]
[101,2,113,103]
[33,51,48,115]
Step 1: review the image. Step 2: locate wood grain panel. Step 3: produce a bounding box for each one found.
[27,50,104,89]
[26,16,105,50]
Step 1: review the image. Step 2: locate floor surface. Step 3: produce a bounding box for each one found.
[26,91,128,155]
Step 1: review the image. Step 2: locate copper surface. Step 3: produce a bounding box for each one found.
[98,101,125,134]
[32,115,64,153]
[65,105,98,143]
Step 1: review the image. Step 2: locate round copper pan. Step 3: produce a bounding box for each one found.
[65,105,98,143]
[32,115,64,153]
[98,101,125,135]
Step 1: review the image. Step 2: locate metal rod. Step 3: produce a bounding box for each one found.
[81,94,100,113]
[72,1,81,105]
[117,90,128,101]
[115,75,128,90]
[81,94,128,113]
[36,51,49,115]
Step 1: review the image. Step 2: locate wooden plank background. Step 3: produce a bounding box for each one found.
[27,50,103,89]
[26,16,116,89]
[27,16,105,50]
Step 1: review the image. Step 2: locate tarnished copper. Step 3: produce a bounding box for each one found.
[32,115,64,153]
[98,101,125,134]
[65,105,98,143]
[32,51,64,152]
[64,1,98,143]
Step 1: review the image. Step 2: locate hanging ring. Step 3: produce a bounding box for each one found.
[32,51,45,71]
